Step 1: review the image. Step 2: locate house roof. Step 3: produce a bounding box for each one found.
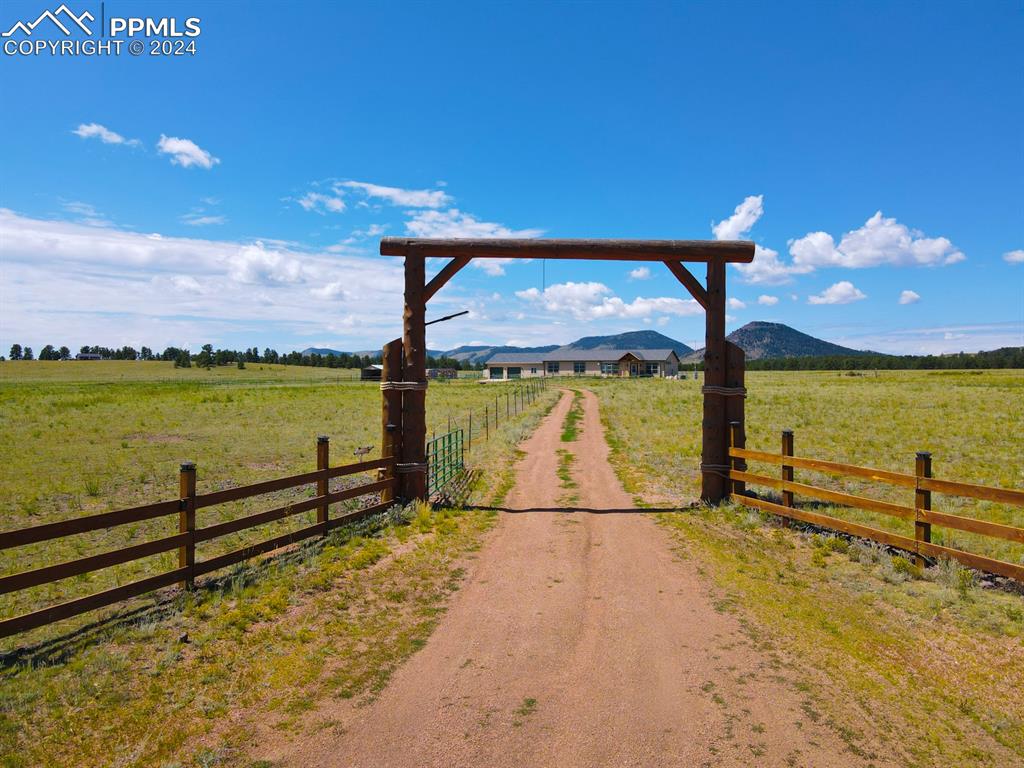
[488,348,680,365]
[487,353,546,365]
[542,348,680,363]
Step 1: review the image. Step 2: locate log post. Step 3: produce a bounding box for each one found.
[381,338,403,504]
[725,341,746,495]
[915,451,932,567]
[729,421,744,497]
[781,430,794,526]
[401,252,428,501]
[178,462,196,590]
[316,436,329,528]
[700,259,728,502]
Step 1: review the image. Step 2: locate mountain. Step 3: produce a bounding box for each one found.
[684,321,869,362]
[562,330,694,356]
[301,347,347,356]
[443,344,559,365]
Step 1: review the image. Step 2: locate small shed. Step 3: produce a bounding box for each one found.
[360,364,383,381]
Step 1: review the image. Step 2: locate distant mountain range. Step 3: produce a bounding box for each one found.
[683,321,869,362]
[302,323,872,364]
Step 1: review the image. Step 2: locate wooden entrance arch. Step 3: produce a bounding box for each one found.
[378,238,755,504]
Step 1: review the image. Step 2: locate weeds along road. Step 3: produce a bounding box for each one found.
[274,389,890,768]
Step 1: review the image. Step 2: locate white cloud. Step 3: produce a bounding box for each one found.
[1004,249,1024,264]
[712,195,763,240]
[403,209,543,275]
[310,281,348,300]
[789,212,964,270]
[727,297,746,310]
[808,281,867,305]
[62,201,111,227]
[898,289,921,305]
[516,281,702,321]
[0,208,405,350]
[181,213,226,226]
[629,266,651,281]
[73,123,139,147]
[757,294,779,306]
[340,181,451,209]
[297,191,345,214]
[156,134,219,169]
[733,244,811,285]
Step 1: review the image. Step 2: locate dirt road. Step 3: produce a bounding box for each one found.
[280,389,881,767]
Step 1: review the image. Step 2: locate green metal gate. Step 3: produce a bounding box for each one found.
[426,428,465,497]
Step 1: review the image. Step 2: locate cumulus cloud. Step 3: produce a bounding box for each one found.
[629,266,651,280]
[757,294,779,306]
[0,208,405,349]
[713,197,965,285]
[516,281,702,321]
[341,181,451,209]
[157,134,219,169]
[789,212,964,270]
[808,281,867,305]
[898,289,921,305]
[1004,249,1024,264]
[403,209,543,275]
[297,192,345,214]
[73,123,139,147]
[727,297,746,310]
[712,195,763,241]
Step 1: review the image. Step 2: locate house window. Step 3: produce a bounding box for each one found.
[573,361,586,374]
[530,367,538,374]
[489,367,503,379]
[547,361,559,374]
[508,367,522,379]
[600,362,619,375]
[645,362,660,376]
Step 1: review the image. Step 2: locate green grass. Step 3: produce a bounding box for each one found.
[584,370,1024,766]
[589,370,1024,565]
[560,389,584,442]
[0,503,496,768]
[0,361,556,646]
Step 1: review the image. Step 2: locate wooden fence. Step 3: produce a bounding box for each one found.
[727,424,1024,581]
[0,441,396,640]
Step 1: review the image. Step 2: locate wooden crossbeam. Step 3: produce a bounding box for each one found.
[424,256,471,302]
[663,261,709,309]
[381,238,755,263]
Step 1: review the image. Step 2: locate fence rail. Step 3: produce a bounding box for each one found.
[427,429,464,497]
[727,426,1024,582]
[0,440,396,640]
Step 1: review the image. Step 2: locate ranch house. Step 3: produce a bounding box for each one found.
[487,349,681,380]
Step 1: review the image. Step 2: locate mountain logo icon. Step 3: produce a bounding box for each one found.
[2,4,94,37]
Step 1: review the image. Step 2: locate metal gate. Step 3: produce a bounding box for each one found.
[426,428,465,497]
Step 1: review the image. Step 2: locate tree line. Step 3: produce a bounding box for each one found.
[742,347,1024,370]
[4,343,477,370]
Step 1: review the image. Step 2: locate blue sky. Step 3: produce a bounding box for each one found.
[1,0,1021,355]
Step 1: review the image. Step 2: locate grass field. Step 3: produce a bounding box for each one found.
[587,370,1024,766]
[589,369,1024,565]
[0,361,555,644]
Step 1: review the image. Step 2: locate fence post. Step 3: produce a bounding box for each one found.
[495,396,499,428]
[317,436,329,529]
[468,411,473,453]
[729,421,745,497]
[506,391,510,418]
[485,405,489,440]
[178,462,196,590]
[915,451,932,567]
[781,430,794,526]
